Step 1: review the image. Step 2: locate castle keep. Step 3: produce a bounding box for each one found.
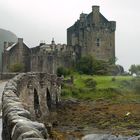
[67,6,116,61]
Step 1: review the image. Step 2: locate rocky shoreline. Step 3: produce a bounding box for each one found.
[49,99,140,140]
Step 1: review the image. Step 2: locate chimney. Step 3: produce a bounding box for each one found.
[92,6,100,25]
[92,6,100,13]
[18,38,23,44]
[51,38,55,45]
[18,38,24,54]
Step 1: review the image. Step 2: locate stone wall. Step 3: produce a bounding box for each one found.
[0,72,18,80]
[2,38,31,72]
[2,72,63,140]
[31,44,74,73]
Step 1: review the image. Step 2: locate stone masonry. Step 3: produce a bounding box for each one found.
[67,6,116,61]
[2,72,63,140]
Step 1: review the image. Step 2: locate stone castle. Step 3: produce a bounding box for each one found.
[2,6,116,73]
[67,6,116,61]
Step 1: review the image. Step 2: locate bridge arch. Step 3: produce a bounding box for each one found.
[34,88,41,117]
[46,88,51,110]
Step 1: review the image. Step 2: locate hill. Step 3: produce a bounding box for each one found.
[0,28,17,71]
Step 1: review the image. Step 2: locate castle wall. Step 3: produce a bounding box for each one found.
[30,44,73,74]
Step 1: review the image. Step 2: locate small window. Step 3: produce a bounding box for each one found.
[96,38,100,47]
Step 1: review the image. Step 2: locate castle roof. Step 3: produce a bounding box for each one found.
[6,43,17,51]
[67,5,114,31]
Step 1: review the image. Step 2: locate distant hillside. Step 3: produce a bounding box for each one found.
[0,28,18,71]
[0,28,17,46]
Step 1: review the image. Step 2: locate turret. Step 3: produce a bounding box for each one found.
[80,13,87,22]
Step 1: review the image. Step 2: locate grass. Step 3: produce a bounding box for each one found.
[62,74,140,102]
[74,75,133,89]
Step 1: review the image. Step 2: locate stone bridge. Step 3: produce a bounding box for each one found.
[2,72,63,140]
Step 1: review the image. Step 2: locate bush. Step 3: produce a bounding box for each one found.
[84,78,97,89]
[132,78,140,92]
[9,63,24,72]
[112,77,116,81]
[57,67,71,77]
[76,56,110,75]
[76,56,94,75]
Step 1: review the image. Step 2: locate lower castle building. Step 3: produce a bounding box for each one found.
[67,6,116,61]
[30,39,73,73]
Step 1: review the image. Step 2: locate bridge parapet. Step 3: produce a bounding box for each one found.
[2,72,63,140]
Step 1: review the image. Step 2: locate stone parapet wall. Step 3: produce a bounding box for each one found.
[0,72,19,80]
[2,72,62,140]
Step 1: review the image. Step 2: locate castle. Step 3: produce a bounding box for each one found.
[67,6,116,61]
[2,6,116,73]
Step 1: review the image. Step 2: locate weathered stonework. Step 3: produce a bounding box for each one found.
[1,6,116,74]
[2,38,31,72]
[67,6,116,61]
[2,72,63,140]
[30,41,73,73]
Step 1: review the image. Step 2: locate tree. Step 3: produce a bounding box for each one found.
[93,60,109,75]
[76,56,94,75]
[108,57,118,65]
[57,67,71,77]
[76,56,110,75]
[129,64,140,75]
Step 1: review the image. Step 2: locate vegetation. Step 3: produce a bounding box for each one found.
[9,63,24,72]
[76,56,94,75]
[76,56,110,75]
[56,67,71,77]
[62,74,140,102]
[75,56,123,75]
[129,64,140,75]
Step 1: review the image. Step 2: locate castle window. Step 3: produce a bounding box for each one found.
[96,38,100,47]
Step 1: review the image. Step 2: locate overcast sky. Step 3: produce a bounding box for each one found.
[0,0,140,71]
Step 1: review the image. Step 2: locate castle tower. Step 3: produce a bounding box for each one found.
[67,5,116,62]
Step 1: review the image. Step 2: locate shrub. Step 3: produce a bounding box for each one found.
[84,78,97,89]
[76,56,110,75]
[76,56,94,75]
[112,77,116,81]
[132,78,140,92]
[57,67,71,77]
[9,63,24,72]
